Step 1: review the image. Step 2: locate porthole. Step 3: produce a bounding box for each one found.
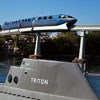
[14,76,18,84]
[8,74,12,83]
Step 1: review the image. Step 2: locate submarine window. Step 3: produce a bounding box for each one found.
[14,76,18,84]
[8,74,12,83]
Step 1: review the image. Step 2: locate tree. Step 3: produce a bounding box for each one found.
[0,37,5,47]
[41,31,80,55]
[86,31,100,55]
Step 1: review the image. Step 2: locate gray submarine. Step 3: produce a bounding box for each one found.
[0,58,99,100]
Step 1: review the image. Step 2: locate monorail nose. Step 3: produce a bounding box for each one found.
[72,19,77,24]
[67,19,77,28]
[68,19,77,27]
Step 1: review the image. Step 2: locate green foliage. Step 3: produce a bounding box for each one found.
[4,35,13,41]
[41,32,80,55]
[0,37,5,46]
[13,35,19,47]
[86,31,100,55]
[0,31,100,57]
[18,39,35,56]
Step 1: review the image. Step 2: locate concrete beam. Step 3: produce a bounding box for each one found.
[71,25,100,31]
[1,25,100,36]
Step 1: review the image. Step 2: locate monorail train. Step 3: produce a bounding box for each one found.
[2,14,77,30]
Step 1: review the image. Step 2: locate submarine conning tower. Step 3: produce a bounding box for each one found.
[0,58,99,100]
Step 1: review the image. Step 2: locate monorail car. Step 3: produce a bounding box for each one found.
[2,14,77,30]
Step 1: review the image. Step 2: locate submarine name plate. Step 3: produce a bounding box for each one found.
[31,78,48,85]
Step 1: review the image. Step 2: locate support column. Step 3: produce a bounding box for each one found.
[29,33,41,59]
[34,33,41,55]
[78,31,87,73]
[79,31,85,59]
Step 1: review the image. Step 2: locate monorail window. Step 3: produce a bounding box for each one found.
[62,15,66,18]
[22,19,24,22]
[28,18,31,22]
[68,16,73,18]
[48,16,52,19]
[38,17,42,20]
[11,21,17,24]
[25,19,27,22]
[43,16,47,20]
[32,17,35,21]
[5,22,9,25]
[58,16,61,18]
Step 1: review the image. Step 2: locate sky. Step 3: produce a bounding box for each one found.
[0,0,100,26]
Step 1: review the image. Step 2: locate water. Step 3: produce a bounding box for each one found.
[88,75,100,98]
[0,57,100,98]
[0,63,8,83]
[0,57,23,82]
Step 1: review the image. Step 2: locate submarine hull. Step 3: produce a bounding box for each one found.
[0,58,99,100]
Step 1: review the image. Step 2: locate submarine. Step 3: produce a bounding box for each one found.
[0,58,99,100]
